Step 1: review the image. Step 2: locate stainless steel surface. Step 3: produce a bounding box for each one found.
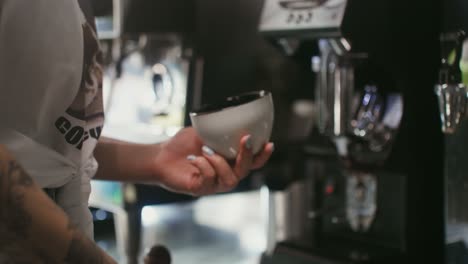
[350,86,402,153]
[315,39,356,137]
[315,38,402,153]
[435,30,468,134]
[435,83,468,134]
[328,38,351,56]
[351,85,383,138]
[445,119,468,241]
[263,177,317,255]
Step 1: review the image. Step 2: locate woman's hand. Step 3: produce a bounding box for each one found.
[152,127,274,196]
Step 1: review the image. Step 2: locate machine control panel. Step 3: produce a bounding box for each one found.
[259,0,348,33]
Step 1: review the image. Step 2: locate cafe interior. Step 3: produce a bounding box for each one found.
[86,0,468,263]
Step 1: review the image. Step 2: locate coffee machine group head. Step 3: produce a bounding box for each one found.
[313,38,359,138]
[260,0,403,162]
[313,39,403,165]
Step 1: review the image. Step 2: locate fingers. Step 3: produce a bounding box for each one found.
[186,137,274,194]
[233,135,254,179]
[185,155,216,196]
[186,155,216,181]
[252,142,274,169]
[200,146,238,192]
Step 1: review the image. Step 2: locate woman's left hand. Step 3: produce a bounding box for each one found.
[152,127,274,196]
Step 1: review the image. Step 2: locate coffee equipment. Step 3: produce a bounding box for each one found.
[87,0,446,263]
[314,38,358,139]
[439,33,468,263]
[257,0,444,263]
[437,0,468,262]
[435,31,467,134]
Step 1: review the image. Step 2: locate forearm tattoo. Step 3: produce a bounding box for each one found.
[0,148,115,263]
[0,151,46,263]
[1,160,33,236]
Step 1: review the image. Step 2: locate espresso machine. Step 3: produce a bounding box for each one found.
[258,0,444,263]
[437,30,468,264]
[435,0,468,262]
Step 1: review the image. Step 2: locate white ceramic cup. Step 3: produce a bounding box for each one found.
[190,90,274,160]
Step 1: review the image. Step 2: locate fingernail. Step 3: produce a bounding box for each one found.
[202,146,214,156]
[271,143,275,152]
[245,136,252,150]
[186,155,197,161]
[229,147,238,157]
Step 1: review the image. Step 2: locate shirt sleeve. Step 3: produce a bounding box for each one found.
[0,0,83,136]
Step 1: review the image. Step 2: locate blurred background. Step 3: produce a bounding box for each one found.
[85,0,468,263]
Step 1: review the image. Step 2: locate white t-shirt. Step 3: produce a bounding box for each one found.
[0,0,104,239]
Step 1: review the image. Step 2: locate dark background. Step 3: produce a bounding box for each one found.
[193,1,446,262]
[101,0,456,262]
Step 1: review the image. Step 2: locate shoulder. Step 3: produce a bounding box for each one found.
[0,0,84,132]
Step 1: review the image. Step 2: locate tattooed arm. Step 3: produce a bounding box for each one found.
[0,145,117,264]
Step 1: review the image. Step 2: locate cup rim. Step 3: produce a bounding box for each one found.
[190,90,271,117]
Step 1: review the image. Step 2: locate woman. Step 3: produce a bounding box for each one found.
[0,0,274,262]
